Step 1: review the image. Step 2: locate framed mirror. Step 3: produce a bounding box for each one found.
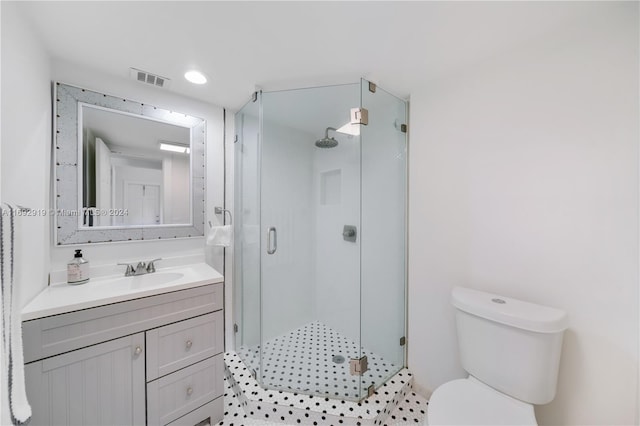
[54,82,205,244]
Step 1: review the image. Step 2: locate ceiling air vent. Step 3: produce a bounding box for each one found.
[129,68,171,89]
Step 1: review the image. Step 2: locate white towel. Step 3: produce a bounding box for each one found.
[1,204,31,425]
[207,225,233,247]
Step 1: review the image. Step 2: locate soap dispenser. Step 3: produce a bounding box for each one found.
[67,249,90,285]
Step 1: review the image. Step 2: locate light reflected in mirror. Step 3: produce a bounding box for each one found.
[80,105,191,228]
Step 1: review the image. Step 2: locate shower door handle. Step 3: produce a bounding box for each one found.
[267,227,277,254]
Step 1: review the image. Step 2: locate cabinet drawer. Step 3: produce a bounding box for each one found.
[165,397,223,426]
[23,283,223,363]
[147,311,223,381]
[147,354,224,426]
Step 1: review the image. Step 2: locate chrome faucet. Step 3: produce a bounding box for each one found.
[118,258,162,277]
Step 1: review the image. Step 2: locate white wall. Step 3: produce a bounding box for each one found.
[1,3,51,423]
[407,5,639,425]
[50,58,225,276]
[1,1,52,309]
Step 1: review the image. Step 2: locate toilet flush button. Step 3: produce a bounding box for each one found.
[491,298,506,304]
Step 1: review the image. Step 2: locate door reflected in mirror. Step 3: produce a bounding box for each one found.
[81,105,192,228]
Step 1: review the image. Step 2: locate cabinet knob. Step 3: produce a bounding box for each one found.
[186,340,193,350]
[134,346,142,356]
[186,386,193,396]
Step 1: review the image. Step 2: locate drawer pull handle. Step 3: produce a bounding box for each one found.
[134,346,142,356]
[186,386,193,396]
[186,340,193,350]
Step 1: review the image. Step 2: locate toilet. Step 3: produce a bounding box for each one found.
[426,287,568,425]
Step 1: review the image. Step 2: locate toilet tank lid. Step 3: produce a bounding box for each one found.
[452,287,568,333]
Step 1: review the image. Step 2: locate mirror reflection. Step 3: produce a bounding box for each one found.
[81,105,191,227]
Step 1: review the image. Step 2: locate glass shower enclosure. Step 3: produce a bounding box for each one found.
[234,80,407,401]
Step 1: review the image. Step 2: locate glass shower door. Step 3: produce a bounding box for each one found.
[359,79,408,396]
[260,84,364,399]
[235,81,406,401]
[234,93,262,377]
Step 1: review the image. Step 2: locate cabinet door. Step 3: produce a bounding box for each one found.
[25,333,145,426]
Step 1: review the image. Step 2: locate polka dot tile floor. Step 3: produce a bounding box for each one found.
[215,371,428,426]
[224,351,424,425]
[237,321,402,401]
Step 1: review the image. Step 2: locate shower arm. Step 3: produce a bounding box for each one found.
[325,127,337,138]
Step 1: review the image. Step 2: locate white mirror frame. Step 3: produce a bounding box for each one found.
[53,82,206,245]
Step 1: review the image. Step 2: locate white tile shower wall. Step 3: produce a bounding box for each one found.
[49,59,225,275]
[312,133,361,344]
[408,5,639,425]
[260,120,315,342]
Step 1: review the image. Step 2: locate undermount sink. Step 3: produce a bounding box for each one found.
[114,272,185,288]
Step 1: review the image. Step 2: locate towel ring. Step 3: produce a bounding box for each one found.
[214,207,233,225]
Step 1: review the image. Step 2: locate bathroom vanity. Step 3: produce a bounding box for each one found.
[21,262,224,426]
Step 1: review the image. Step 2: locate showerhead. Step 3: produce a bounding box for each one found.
[315,137,338,149]
[315,127,338,148]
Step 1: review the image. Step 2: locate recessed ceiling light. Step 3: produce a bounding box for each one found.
[184,70,207,85]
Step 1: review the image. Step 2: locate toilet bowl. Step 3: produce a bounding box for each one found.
[425,287,568,425]
[426,377,536,425]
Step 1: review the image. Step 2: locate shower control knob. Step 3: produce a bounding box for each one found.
[342,225,357,242]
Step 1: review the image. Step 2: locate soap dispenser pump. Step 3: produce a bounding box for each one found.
[67,249,89,285]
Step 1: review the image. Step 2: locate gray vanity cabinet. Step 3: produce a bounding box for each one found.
[23,283,224,426]
[25,333,146,425]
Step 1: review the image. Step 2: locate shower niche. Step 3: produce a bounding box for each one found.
[234,80,407,402]
[320,169,341,206]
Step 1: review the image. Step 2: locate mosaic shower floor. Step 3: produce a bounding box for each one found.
[221,352,428,425]
[237,321,401,400]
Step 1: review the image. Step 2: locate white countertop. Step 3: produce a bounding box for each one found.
[22,262,223,321]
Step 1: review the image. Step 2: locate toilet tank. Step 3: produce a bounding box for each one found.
[452,287,568,405]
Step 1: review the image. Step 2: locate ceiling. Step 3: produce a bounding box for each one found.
[17,1,612,110]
